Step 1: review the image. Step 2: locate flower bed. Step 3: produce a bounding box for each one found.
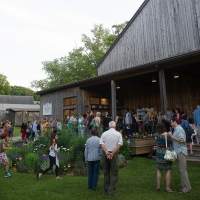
[4,127,130,176]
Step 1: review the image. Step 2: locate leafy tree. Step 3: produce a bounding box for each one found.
[0,73,12,95]
[31,22,128,90]
[10,86,40,101]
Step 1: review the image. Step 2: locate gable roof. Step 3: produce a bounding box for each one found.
[96,0,200,76]
[96,0,149,69]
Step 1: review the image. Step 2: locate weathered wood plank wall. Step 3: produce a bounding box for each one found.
[166,74,200,113]
[117,81,161,112]
[40,86,82,119]
[40,85,112,119]
[97,0,200,76]
[117,74,200,114]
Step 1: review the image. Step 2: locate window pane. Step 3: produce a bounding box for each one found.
[91,98,99,104]
[64,98,70,106]
[71,97,76,105]
[64,110,70,117]
[100,98,108,105]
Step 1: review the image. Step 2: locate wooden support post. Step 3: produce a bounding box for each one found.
[159,70,167,115]
[111,80,116,121]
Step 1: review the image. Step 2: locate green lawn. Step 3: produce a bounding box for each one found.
[0,157,199,200]
[13,126,21,137]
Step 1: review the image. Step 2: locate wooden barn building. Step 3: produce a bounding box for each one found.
[0,95,40,126]
[38,0,200,121]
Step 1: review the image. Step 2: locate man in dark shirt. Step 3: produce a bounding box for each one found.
[161,115,171,132]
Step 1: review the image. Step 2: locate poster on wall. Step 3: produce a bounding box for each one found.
[137,108,153,121]
[43,103,52,115]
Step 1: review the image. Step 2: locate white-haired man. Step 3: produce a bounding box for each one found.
[100,121,123,197]
[194,105,200,141]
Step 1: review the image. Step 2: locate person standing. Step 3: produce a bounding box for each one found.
[124,108,132,137]
[142,111,149,136]
[84,128,102,190]
[115,111,123,134]
[100,121,123,197]
[155,122,174,192]
[181,115,193,155]
[0,133,13,177]
[78,114,85,137]
[175,108,182,124]
[194,105,200,141]
[21,120,27,141]
[168,117,191,194]
[103,112,110,132]
[37,133,61,180]
[161,115,171,132]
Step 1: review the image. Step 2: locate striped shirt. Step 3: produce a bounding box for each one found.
[84,136,102,162]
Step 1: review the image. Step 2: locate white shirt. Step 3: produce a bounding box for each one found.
[100,128,123,152]
[49,144,58,157]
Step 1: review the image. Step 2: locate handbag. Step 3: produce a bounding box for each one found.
[185,127,194,135]
[164,134,177,162]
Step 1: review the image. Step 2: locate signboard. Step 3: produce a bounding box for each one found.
[43,103,52,115]
[137,108,153,121]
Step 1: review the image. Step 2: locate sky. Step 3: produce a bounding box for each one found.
[0,0,144,90]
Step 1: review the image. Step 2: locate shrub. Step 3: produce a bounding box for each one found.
[25,153,39,172]
[119,139,131,159]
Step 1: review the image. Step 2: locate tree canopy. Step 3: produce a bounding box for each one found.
[31,22,128,90]
[10,86,40,101]
[0,73,12,95]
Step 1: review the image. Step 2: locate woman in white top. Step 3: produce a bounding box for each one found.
[37,133,61,180]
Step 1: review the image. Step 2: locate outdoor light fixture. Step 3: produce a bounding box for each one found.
[174,73,179,78]
[116,84,120,89]
[152,77,156,82]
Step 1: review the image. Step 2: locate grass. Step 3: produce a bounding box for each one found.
[0,157,200,200]
[13,126,21,137]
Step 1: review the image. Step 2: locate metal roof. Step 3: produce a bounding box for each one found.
[0,104,40,111]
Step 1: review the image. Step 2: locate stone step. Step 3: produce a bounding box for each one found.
[151,155,200,163]
[187,154,200,160]
[186,158,200,163]
[187,144,200,150]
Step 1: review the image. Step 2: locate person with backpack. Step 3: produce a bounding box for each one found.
[0,132,12,177]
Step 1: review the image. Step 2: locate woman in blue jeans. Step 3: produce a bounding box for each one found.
[84,128,102,190]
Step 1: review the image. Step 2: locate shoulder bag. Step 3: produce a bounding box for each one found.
[164,134,177,162]
[185,127,194,135]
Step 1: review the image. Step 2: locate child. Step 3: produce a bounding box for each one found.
[37,133,61,180]
[0,132,12,178]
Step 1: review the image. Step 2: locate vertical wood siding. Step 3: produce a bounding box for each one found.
[98,0,200,76]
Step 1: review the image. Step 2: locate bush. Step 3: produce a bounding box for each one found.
[119,139,131,159]
[25,153,39,172]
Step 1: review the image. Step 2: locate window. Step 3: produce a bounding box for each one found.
[91,97,99,104]
[63,109,76,118]
[63,97,77,106]
[100,98,108,105]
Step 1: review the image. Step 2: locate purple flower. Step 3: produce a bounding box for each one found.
[38,155,49,162]
[10,153,21,159]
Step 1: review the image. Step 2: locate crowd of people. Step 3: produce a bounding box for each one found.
[0,105,200,196]
[20,117,62,141]
[0,120,14,142]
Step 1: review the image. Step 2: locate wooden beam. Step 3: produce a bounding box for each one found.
[159,70,167,115]
[111,80,116,121]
